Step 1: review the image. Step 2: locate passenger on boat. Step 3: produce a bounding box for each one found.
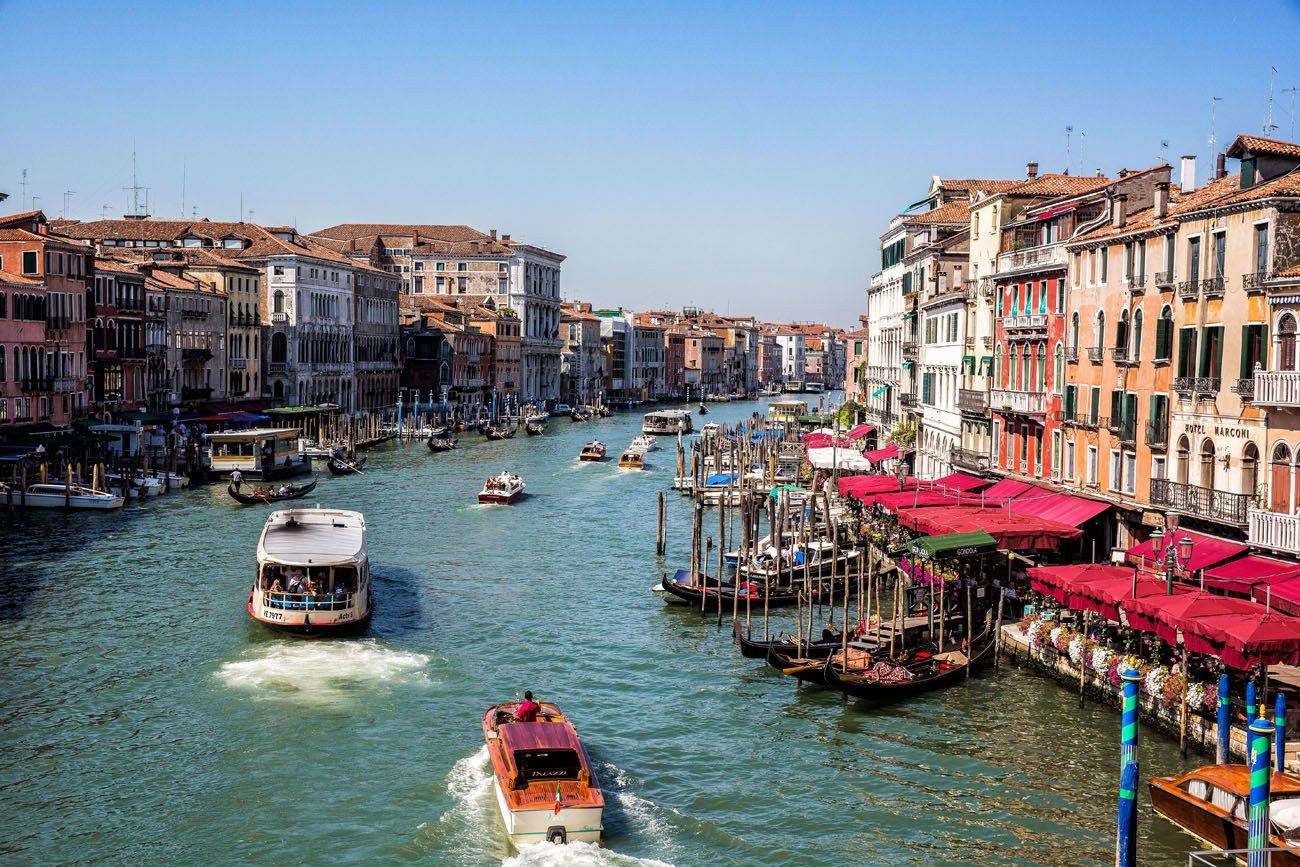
[269,578,283,593]
[822,621,841,643]
[515,691,540,723]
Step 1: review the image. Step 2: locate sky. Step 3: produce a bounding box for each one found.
[2,1,1299,325]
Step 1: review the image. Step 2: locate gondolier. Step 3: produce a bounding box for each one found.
[230,469,243,492]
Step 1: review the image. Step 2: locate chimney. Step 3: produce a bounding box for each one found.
[1180,155,1197,192]
[1154,181,1170,219]
[1026,161,1039,180]
[1216,152,1227,180]
[1111,194,1128,229]
[490,229,498,241]
[501,234,511,242]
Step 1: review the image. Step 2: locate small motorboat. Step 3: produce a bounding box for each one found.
[525,422,546,436]
[1150,765,1300,865]
[524,412,548,426]
[477,471,526,504]
[298,438,335,459]
[551,403,572,417]
[618,448,646,470]
[483,700,604,847]
[327,455,367,475]
[105,471,166,498]
[426,426,449,439]
[428,437,458,452]
[629,434,658,452]
[485,426,516,441]
[4,482,125,510]
[228,476,319,505]
[579,440,607,462]
[698,403,709,415]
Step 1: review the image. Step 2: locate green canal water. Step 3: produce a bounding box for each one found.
[1,399,1205,866]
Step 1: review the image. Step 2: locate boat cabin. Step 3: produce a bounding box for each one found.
[499,723,589,789]
[250,508,371,633]
[207,427,305,479]
[618,449,646,470]
[642,409,693,435]
[767,400,808,425]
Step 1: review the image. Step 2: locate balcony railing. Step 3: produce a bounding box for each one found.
[1064,346,1079,363]
[230,358,248,370]
[1233,377,1255,402]
[991,388,1045,415]
[46,316,71,331]
[983,336,994,349]
[1174,376,1221,397]
[182,347,213,363]
[181,386,213,400]
[1111,417,1137,444]
[1146,419,1169,448]
[20,376,53,392]
[1004,313,1049,333]
[1064,410,1098,428]
[902,342,918,357]
[1201,276,1225,298]
[963,280,978,301]
[181,309,207,320]
[1086,347,1103,363]
[1243,271,1272,293]
[1150,478,1251,527]
[1128,274,1147,292]
[996,244,1067,274]
[950,446,990,472]
[267,362,288,374]
[1155,271,1174,289]
[1253,370,1300,408]
[964,337,975,349]
[1249,509,1300,557]
[1111,347,1133,365]
[899,393,918,408]
[1177,280,1200,300]
[271,312,288,323]
[52,377,77,393]
[957,388,987,416]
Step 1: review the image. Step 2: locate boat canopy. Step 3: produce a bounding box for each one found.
[909,530,997,559]
[805,447,873,472]
[705,472,739,486]
[258,509,366,566]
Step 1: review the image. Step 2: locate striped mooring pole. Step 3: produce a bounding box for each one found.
[1247,680,1257,725]
[1120,668,1141,770]
[1115,667,1141,867]
[1216,673,1231,764]
[1276,693,1287,772]
[1247,718,1274,867]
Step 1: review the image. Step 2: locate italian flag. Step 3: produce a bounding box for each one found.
[553,784,562,815]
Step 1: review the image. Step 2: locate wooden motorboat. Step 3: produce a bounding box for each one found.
[485,426,516,441]
[483,700,604,847]
[478,471,526,505]
[105,471,166,497]
[1149,765,1300,865]
[228,476,319,505]
[823,628,995,704]
[427,437,459,452]
[578,440,607,462]
[3,482,125,510]
[525,422,546,436]
[642,410,692,435]
[617,448,646,470]
[327,456,367,475]
[551,403,572,417]
[250,507,371,635]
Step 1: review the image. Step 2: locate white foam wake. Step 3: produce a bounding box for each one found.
[215,639,431,703]
[503,841,674,867]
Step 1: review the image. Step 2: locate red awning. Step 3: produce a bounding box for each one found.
[981,478,1035,500]
[1254,575,1300,617]
[1125,530,1248,574]
[1036,203,1078,221]
[802,433,854,449]
[847,423,875,441]
[1027,564,1134,613]
[1122,590,1264,646]
[898,505,1082,551]
[1203,555,1300,595]
[1005,490,1110,528]
[869,490,995,512]
[929,472,990,492]
[863,443,901,463]
[1183,611,1300,669]
[837,474,918,500]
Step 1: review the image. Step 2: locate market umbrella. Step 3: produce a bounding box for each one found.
[1122,591,1263,646]
[1183,611,1300,669]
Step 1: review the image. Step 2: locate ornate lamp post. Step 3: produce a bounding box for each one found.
[1150,510,1194,595]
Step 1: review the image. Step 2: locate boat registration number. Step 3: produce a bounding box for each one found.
[261,610,284,621]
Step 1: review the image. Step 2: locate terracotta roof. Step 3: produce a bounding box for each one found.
[1227,134,1300,160]
[312,223,491,244]
[906,199,969,225]
[562,309,601,322]
[1214,169,1300,206]
[411,238,512,256]
[842,327,870,338]
[0,268,42,287]
[57,219,363,268]
[1003,174,1111,198]
[93,257,144,275]
[940,179,1023,194]
[144,269,206,292]
[0,210,47,228]
[0,226,90,248]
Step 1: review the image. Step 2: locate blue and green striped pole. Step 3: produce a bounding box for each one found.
[1115,760,1138,867]
[1247,718,1274,867]
[1247,680,1257,725]
[1277,693,1287,772]
[1217,673,1231,764]
[1120,668,1141,770]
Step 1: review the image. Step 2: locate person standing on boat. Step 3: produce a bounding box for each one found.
[230,469,243,492]
[515,691,540,722]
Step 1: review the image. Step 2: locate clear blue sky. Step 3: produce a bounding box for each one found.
[2,1,1298,324]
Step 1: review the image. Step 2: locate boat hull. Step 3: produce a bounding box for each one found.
[478,489,525,505]
[493,780,603,846]
[9,492,124,509]
[1149,777,1300,866]
[248,598,372,636]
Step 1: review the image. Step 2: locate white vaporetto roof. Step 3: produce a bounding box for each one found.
[258,508,367,565]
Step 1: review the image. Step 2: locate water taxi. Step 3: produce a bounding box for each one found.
[642,409,692,435]
[1,482,124,510]
[483,700,604,846]
[479,471,526,504]
[551,403,572,417]
[767,399,808,425]
[629,434,658,452]
[1150,765,1300,865]
[579,441,607,462]
[618,449,646,470]
[250,507,371,635]
[207,427,307,479]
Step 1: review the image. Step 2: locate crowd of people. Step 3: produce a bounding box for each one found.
[259,565,357,609]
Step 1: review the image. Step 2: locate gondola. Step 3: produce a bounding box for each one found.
[767,647,835,685]
[525,422,546,436]
[484,426,515,440]
[822,627,995,704]
[698,403,709,415]
[426,426,448,438]
[427,437,458,452]
[656,570,839,609]
[731,619,842,660]
[327,456,367,475]
[227,476,318,505]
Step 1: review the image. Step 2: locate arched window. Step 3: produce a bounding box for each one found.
[1132,309,1144,362]
[1274,443,1295,513]
[1095,311,1106,351]
[1116,310,1129,350]
[1280,313,1297,371]
[1036,344,1046,391]
[1071,312,1080,348]
[1054,344,1064,394]
[1242,442,1260,500]
[271,332,288,364]
[273,291,285,314]
[1022,345,1031,390]
[0,345,5,383]
[1176,436,1191,485]
[1199,439,1216,490]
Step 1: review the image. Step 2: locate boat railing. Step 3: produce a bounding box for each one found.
[261,590,357,611]
[1187,850,1291,866]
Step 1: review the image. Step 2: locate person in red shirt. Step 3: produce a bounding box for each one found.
[514,691,540,722]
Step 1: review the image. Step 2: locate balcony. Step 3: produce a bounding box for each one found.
[1150,478,1252,527]
[964,336,975,350]
[267,362,288,374]
[119,347,145,360]
[1243,271,1272,294]
[1249,509,1300,557]
[230,358,248,370]
[1155,271,1174,289]
[1064,410,1098,428]
[991,388,1045,416]
[181,309,207,320]
[902,342,919,358]
[1173,376,1221,397]
[1233,377,1255,402]
[1004,313,1049,334]
[271,312,288,324]
[1110,417,1137,444]
[963,279,978,301]
[1086,347,1103,363]
[1201,276,1225,298]
[94,348,119,361]
[1177,280,1200,300]
[899,393,918,408]
[1128,274,1147,293]
[52,377,77,393]
[182,347,213,363]
[20,376,53,392]
[950,446,991,472]
[996,243,1067,275]
[983,336,994,349]
[1146,418,1169,448]
[1253,370,1300,408]
[46,316,71,331]
[181,386,213,401]
[1064,346,1079,364]
[958,388,987,416]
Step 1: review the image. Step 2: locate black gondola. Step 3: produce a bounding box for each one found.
[823,627,995,704]
[657,571,840,609]
[484,426,515,440]
[767,646,835,685]
[427,426,448,438]
[698,403,709,415]
[227,476,318,505]
[525,422,546,436]
[731,620,842,660]
[427,437,458,452]
[327,456,367,475]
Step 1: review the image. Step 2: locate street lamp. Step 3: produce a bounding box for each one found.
[1151,511,1194,595]
[894,459,908,487]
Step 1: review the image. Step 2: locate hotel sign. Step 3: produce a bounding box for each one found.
[1182,423,1252,439]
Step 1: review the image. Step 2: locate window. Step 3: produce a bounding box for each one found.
[273,291,284,314]
[498,278,507,294]
[457,262,468,272]
[1213,232,1226,279]
[1153,455,1166,481]
[1189,237,1202,284]
[1055,279,1065,313]
[457,276,467,293]
[1177,327,1198,378]
[436,276,445,291]
[1281,314,1298,371]
[1109,450,1121,491]
[1242,323,1267,376]
[1090,386,1101,425]
[273,266,284,276]
[1156,306,1174,361]
[1099,248,1109,283]
[1124,451,1137,494]
[414,276,424,293]
[1071,312,1080,348]
[922,372,933,405]
[1255,224,1270,276]
[1087,446,1098,486]
[22,251,37,275]
[1065,439,1076,480]
[1054,345,1064,393]
[1165,235,1176,275]
[1132,309,1143,361]
[1124,243,1134,281]
[1095,311,1105,350]
[1052,430,1062,476]
[1116,310,1129,350]
[1035,344,1045,391]
[1065,384,1077,419]
[1199,326,1224,379]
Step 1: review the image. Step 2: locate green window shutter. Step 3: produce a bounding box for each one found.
[1090,387,1100,424]
[1213,326,1224,379]
[1066,385,1076,418]
[1110,390,1122,422]
[1241,325,1250,380]
[1125,392,1137,424]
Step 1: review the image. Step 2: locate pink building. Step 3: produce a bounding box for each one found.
[0,269,49,432]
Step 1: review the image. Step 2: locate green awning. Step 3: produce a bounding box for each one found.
[902,360,914,369]
[265,406,327,417]
[909,530,998,559]
[902,311,918,319]
[770,484,803,500]
[871,385,889,398]
[961,354,976,372]
[902,196,933,213]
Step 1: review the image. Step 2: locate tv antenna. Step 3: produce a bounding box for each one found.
[1079,130,1087,175]
[123,149,149,216]
[1208,96,1223,166]
[1065,126,1073,173]
[61,190,75,219]
[1285,86,1298,141]
[1265,66,1279,135]
[1160,139,1170,164]
[101,204,110,220]
[19,169,27,210]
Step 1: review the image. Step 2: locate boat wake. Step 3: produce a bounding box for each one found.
[215,639,431,703]
[503,841,673,867]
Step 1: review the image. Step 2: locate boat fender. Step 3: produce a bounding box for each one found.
[546,826,567,845]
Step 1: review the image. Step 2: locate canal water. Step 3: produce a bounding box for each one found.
[0,399,1203,866]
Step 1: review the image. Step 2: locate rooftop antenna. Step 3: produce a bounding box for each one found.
[1160,139,1170,164]
[1208,96,1223,166]
[123,149,147,216]
[1284,86,1298,141]
[1065,126,1073,174]
[1265,66,1279,135]
[61,190,75,219]
[19,169,27,211]
[1079,130,1087,175]
[100,204,110,220]
[181,158,186,220]
[239,192,244,223]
